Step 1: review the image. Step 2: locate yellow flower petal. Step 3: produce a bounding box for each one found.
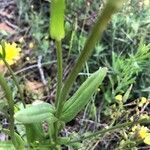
[130,116,134,122]
[132,125,138,132]
[138,97,147,107]
[29,42,34,49]
[141,97,147,103]
[0,42,21,65]
[140,114,150,120]
[144,135,150,145]
[115,94,123,102]
[139,126,149,139]
[144,0,150,6]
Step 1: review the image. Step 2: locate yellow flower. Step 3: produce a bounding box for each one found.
[29,42,34,49]
[138,97,147,107]
[141,97,147,103]
[132,125,139,132]
[131,124,150,145]
[138,126,149,139]
[0,42,21,65]
[144,0,150,6]
[144,134,150,145]
[140,114,150,120]
[130,116,134,122]
[115,94,123,102]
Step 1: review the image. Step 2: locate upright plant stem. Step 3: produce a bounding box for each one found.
[55,40,63,107]
[54,40,63,142]
[9,111,16,147]
[56,0,126,117]
[3,59,25,108]
[0,74,16,147]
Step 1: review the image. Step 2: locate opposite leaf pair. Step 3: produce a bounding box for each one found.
[15,67,107,124]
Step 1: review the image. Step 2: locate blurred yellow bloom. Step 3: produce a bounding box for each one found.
[141,97,147,103]
[115,94,123,102]
[144,0,150,6]
[144,135,150,145]
[138,97,147,107]
[130,116,134,122]
[140,114,150,120]
[131,124,150,145]
[29,42,34,49]
[138,126,149,139]
[132,125,139,132]
[0,42,21,65]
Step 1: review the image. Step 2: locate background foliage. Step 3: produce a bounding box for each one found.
[0,0,150,149]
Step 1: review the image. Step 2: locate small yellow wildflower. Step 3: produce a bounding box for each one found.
[141,97,147,103]
[132,125,139,132]
[140,114,150,120]
[29,42,34,49]
[144,135,150,145]
[138,97,147,107]
[131,124,150,145]
[115,94,123,102]
[0,42,21,65]
[138,126,149,139]
[130,116,134,122]
[144,0,150,6]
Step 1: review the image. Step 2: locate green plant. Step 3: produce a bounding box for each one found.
[104,42,150,103]
[0,0,149,149]
[104,94,150,149]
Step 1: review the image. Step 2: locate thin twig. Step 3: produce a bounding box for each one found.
[14,60,57,75]
[37,56,47,85]
[66,119,150,144]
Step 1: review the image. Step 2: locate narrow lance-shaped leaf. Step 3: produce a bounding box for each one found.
[0,74,16,148]
[57,0,126,112]
[50,0,65,41]
[0,74,13,106]
[15,102,57,124]
[60,67,107,122]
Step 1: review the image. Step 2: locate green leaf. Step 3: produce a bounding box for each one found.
[0,74,13,106]
[123,84,133,103]
[61,67,107,122]
[2,129,25,149]
[0,141,14,150]
[0,41,6,59]
[57,137,83,149]
[50,0,65,40]
[0,100,7,111]
[15,102,57,124]
[57,0,125,107]
[25,123,44,144]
